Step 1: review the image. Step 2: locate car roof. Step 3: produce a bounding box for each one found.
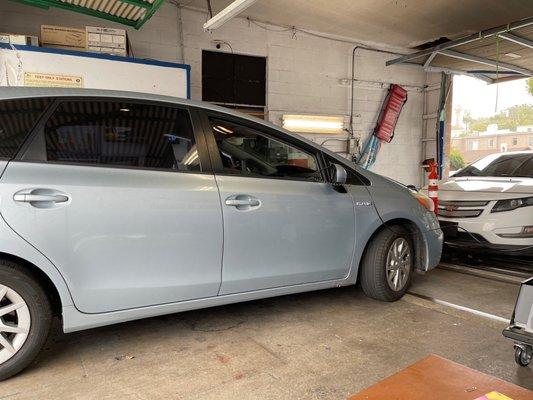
[0,87,357,170]
[491,150,533,156]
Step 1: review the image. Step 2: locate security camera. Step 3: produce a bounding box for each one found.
[216,43,221,49]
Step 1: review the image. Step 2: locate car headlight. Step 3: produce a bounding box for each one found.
[410,190,434,213]
[491,196,533,213]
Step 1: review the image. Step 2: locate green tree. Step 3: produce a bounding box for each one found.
[449,149,466,171]
[467,104,533,132]
[527,77,533,96]
[462,110,473,133]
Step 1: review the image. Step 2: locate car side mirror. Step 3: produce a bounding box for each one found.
[330,164,347,184]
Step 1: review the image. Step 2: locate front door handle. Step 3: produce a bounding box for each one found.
[13,194,69,203]
[225,199,260,207]
[225,195,261,210]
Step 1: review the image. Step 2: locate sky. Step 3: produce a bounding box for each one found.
[452,75,533,119]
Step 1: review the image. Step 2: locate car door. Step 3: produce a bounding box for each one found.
[200,112,356,295]
[0,98,223,313]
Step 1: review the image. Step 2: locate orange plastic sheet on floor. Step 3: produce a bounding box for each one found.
[348,355,532,400]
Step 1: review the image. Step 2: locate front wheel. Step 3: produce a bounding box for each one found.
[0,260,52,381]
[360,226,414,302]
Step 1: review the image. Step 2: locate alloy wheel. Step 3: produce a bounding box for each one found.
[0,284,31,364]
[386,238,411,292]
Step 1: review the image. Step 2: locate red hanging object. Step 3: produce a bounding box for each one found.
[374,84,408,143]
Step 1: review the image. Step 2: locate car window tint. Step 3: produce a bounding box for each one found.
[0,97,52,159]
[210,118,322,182]
[514,156,533,178]
[44,101,200,172]
[454,153,530,178]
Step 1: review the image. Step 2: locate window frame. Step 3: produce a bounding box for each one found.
[198,109,329,183]
[16,97,213,175]
[0,96,55,162]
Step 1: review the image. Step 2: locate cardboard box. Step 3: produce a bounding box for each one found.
[41,25,86,49]
[0,33,39,46]
[86,26,127,56]
[46,44,86,53]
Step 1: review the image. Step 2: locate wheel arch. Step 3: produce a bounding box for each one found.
[359,217,427,274]
[0,252,64,315]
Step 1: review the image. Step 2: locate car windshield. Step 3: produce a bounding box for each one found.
[453,153,533,178]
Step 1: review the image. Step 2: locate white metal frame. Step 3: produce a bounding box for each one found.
[203,0,259,31]
[387,16,533,83]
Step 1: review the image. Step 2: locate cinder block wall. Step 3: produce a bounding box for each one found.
[0,1,431,185]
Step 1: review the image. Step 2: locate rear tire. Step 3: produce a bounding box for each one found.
[0,260,51,381]
[360,225,414,302]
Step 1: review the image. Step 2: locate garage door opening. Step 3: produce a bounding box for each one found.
[450,75,533,174]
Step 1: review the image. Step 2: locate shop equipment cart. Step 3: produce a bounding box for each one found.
[503,277,533,367]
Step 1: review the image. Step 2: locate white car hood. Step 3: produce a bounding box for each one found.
[440,176,533,197]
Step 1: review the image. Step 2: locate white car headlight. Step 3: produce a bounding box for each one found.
[491,196,533,213]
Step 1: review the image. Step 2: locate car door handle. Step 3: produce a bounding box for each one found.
[225,199,260,207]
[224,195,261,210]
[13,194,69,203]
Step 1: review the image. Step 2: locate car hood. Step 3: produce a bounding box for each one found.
[440,176,533,196]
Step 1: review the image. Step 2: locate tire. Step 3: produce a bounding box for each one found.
[360,225,414,302]
[0,259,51,381]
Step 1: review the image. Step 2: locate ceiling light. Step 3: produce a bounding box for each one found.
[282,115,345,134]
[203,0,259,31]
[119,108,130,112]
[213,125,233,134]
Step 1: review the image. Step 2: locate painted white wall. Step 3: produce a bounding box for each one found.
[0,1,433,185]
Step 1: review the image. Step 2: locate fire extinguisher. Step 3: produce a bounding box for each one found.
[427,161,439,215]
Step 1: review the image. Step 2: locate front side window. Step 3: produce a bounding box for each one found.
[210,118,321,182]
[0,98,52,159]
[44,101,200,171]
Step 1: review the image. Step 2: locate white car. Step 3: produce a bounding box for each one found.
[437,151,533,256]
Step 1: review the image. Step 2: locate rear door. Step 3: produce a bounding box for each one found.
[200,112,356,294]
[0,97,223,313]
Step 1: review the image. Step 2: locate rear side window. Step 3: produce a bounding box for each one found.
[0,98,52,159]
[44,101,200,172]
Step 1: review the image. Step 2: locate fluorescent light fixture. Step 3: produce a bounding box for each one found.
[282,115,345,134]
[203,0,259,31]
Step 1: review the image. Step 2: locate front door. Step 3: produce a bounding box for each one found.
[202,115,356,295]
[0,99,223,313]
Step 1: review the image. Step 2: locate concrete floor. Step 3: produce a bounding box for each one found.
[1,268,531,399]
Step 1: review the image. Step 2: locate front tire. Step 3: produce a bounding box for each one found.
[360,225,414,302]
[0,260,51,381]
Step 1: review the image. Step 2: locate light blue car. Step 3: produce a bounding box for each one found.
[0,88,442,379]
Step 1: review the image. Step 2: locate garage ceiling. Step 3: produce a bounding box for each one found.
[188,0,533,49]
[192,0,533,83]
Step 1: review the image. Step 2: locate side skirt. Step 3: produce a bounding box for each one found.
[62,278,349,333]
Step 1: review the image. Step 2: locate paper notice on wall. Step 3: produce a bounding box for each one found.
[24,72,83,88]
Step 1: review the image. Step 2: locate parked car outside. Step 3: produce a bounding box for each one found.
[436,151,533,256]
[0,88,443,380]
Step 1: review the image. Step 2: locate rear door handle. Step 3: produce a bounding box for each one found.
[13,194,69,203]
[225,199,260,207]
[224,195,261,210]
